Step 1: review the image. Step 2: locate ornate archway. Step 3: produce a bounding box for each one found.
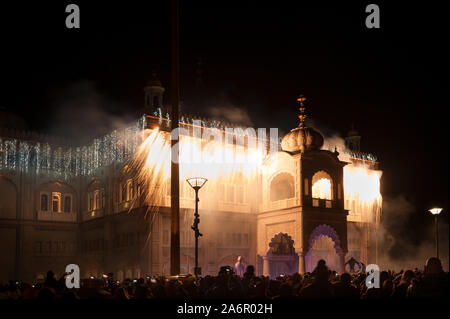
[306,224,344,273]
[264,233,298,279]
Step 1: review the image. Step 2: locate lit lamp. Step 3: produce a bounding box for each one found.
[186,177,207,278]
[428,208,443,259]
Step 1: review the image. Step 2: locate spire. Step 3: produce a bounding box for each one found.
[297,94,307,128]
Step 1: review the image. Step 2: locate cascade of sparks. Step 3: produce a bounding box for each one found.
[343,164,382,223]
[127,128,266,212]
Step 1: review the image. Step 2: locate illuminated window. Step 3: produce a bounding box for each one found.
[40,194,48,211]
[311,171,333,200]
[64,195,71,213]
[94,190,100,210]
[52,192,61,213]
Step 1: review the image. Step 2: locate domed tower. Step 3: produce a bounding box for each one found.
[345,124,361,152]
[258,95,349,277]
[144,71,165,112]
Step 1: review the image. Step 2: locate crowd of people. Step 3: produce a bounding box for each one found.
[0,257,447,300]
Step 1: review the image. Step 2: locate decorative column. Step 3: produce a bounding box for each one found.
[262,256,270,277]
[298,252,306,274]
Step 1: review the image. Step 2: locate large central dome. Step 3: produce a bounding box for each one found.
[281,126,324,153]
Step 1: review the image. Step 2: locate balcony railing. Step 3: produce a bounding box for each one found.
[37,210,77,222]
[312,198,333,208]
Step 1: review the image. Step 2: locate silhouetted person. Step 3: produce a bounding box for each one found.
[409,257,448,299]
[44,270,58,289]
[299,260,334,298]
[244,265,255,280]
[234,256,246,277]
[333,273,359,299]
[135,278,149,299]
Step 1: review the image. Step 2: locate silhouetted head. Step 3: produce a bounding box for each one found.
[424,257,443,275]
[313,260,329,283]
[340,273,351,285]
[245,265,255,275]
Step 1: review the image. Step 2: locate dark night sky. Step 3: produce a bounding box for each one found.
[0,1,448,252]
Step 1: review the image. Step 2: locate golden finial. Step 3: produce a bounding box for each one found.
[297,94,307,127]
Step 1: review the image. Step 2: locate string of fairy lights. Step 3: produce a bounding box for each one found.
[0,116,146,179]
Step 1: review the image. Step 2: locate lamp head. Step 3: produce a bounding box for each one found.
[187,177,207,190]
[429,208,443,215]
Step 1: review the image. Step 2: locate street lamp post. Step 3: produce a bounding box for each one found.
[428,208,443,259]
[187,177,207,278]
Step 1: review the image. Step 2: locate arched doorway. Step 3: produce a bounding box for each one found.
[264,233,298,278]
[306,224,343,273]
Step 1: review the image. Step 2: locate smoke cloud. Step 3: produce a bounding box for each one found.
[207,105,253,127]
[377,195,449,271]
[47,80,137,144]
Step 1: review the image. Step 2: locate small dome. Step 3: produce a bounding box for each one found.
[281,126,324,153]
[0,107,28,130]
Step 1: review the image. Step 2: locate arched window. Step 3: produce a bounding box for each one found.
[64,196,71,213]
[270,173,295,201]
[311,171,333,200]
[40,194,48,211]
[94,190,100,210]
[52,192,61,213]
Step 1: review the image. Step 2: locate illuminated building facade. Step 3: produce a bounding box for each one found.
[0,80,381,282]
